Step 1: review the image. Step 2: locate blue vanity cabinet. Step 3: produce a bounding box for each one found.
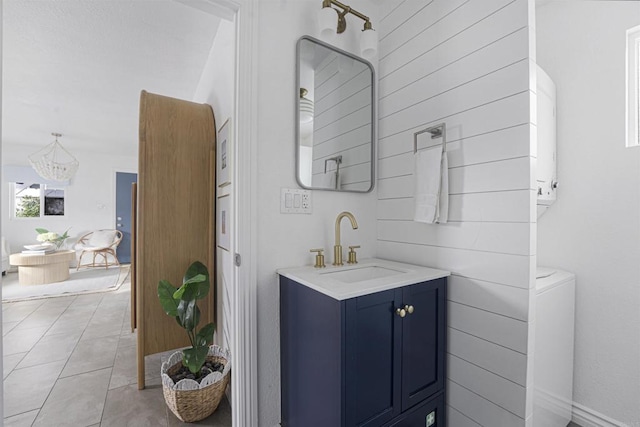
[384,393,445,427]
[280,276,446,427]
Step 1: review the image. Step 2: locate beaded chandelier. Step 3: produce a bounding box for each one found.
[28,133,79,181]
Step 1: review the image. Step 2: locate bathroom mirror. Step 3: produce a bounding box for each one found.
[296,36,375,192]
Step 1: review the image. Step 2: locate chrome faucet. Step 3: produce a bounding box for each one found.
[333,211,358,266]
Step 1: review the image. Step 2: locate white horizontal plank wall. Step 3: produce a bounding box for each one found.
[311,53,372,190]
[377,1,536,426]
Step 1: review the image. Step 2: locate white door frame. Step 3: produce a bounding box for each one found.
[174,1,259,424]
[0,0,5,421]
[228,0,259,425]
[192,1,259,425]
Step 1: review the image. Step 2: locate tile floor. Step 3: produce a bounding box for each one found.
[2,279,231,426]
[2,276,585,427]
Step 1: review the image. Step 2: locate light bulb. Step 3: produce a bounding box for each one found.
[360,28,377,59]
[317,7,337,40]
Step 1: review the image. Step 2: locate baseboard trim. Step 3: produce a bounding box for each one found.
[572,401,625,427]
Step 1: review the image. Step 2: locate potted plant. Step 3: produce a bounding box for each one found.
[35,228,70,249]
[157,261,231,423]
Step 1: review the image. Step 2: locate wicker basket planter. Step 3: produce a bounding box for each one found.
[161,345,231,423]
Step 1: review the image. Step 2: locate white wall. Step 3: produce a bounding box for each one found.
[537,2,640,425]
[192,17,236,353]
[1,144,137,256]
[255,1,379,424]
[376,0,536,425]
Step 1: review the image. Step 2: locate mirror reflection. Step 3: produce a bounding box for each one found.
[296,36,375,192]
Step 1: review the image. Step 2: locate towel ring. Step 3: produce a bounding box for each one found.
[324,155,342,173]
[414,123,447,153]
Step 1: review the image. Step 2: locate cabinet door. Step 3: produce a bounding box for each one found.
[345,288,403,427]
[400,279,446,411]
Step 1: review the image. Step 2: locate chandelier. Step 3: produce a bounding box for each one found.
[28,133,79,181]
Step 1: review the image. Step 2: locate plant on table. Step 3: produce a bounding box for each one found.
[157,260,217,379]
[35,228,70,249]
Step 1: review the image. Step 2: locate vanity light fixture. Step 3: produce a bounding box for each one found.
[299,88,315,123]
[317,0,377,59]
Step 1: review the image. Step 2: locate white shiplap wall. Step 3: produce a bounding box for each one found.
[377,1,536,426]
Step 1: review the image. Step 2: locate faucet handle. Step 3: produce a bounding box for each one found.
[310,248,326,268]
[347,245,360,264]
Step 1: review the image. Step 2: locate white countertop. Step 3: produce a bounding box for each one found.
[536,266,575,294]
[277,258,450,300]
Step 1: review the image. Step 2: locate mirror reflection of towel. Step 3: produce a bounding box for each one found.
[414,145,449,224]
[316,171,340,190]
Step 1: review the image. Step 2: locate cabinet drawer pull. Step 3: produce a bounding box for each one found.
[404,305,414,314]
[395,308,406,318]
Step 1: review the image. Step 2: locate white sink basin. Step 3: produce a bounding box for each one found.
[277,258,450,300]
[320,265,406,283]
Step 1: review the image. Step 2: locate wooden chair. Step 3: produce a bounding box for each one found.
[75,230,123,270]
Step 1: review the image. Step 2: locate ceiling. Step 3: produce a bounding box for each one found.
[2,0,221,157]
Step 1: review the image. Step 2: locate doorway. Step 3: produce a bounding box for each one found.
[115,172,137,264]
[0,0,256,424]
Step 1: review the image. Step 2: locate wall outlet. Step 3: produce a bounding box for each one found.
[281,188,312,214]
[301,192,310,209]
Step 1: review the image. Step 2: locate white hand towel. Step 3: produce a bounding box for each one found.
[414,145,444,223]
[437,151,449,224]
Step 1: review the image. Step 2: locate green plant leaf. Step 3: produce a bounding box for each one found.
[183,261,210,300]
[171,262,210,301]
[177,299,200,333]
[183,261,207,283]
[176,299,188,330]
[157,261,210,355]
[182,346,209,375]
[157,280,179,317]
[35,228,49,234]
[193,281,210,300]
[195,322,215,347]
[185,299,201,331]
[60,228,71,240]
[173,283,195,301]
[183,273,206,286]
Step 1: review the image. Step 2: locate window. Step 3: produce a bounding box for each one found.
[627,25,640,148]
[14,182,65,218]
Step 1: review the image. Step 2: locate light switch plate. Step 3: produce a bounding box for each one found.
[281,188,312,214]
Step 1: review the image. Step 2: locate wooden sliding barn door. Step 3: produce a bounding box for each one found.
[137,90,216,389]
